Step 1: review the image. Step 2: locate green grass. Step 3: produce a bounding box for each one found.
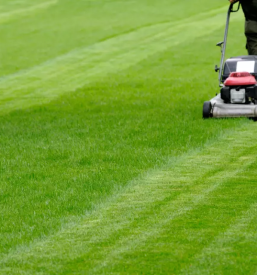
[2,123,257,274]
[0,0,257,274]
[0,5,243,114]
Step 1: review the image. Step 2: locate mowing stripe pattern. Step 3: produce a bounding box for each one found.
[1,1,254,273]
[180,203,257,274]
[0,5,242,114]
[0,0,58,24]
[1,123,257,274]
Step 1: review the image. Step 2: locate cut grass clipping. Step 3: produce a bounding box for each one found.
[0,0,256,274]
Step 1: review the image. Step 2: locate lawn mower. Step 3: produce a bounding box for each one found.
[203,2,257,119]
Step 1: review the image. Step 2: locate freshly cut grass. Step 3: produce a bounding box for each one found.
[0,0,58,24]
[0,6,243,114]
[1,123,257,274]
[181,202,257,274]
[0,21,247,258]
[0,0,255,274]
[0,0,234,77]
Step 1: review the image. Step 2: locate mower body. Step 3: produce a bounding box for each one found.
[202,3,257,119]
[204,56,257,118]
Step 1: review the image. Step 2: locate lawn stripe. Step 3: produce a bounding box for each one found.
[0,0,58,24]
[0,5,241,115]
[88,132,257,274]
[180,201,257,275]
[0,123,256,274]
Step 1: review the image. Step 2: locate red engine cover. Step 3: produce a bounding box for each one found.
[224,72,256,86]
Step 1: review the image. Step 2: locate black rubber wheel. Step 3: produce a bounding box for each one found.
[249,117,257,122]
[203,101,212,119]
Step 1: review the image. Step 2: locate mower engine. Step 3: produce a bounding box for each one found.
[220,72,257,104]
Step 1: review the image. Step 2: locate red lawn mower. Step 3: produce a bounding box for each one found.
[203,2,257,119]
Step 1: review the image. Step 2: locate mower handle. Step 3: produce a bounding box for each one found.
[217,1,241,86]
[230,2,240,13]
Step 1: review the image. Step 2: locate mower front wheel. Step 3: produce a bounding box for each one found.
[203,101,212,119]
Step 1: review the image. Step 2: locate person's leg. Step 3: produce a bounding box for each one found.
[245,20,257,55]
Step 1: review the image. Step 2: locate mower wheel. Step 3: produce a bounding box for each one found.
[249,117,257,122]
[203,101,212,119]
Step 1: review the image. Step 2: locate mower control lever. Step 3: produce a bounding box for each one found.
[216,41,224,47]
[215,65,220,72]
[216,41,224,53]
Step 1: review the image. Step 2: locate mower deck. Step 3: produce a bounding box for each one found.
[204,94,257,118]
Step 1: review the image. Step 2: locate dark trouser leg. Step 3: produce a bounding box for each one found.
[245,20,257,55]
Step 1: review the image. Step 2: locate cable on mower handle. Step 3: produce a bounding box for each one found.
[216,1,241,86]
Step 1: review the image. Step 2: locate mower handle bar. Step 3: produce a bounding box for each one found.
[217,1,241,86]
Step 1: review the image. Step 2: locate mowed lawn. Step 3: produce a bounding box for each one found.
[1,0,257,274]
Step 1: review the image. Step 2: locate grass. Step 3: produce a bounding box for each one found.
[0,5,243,114]
[0,0,257,274]
[2,123,257,274]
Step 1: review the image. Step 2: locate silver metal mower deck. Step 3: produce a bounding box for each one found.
[210,93,257,118]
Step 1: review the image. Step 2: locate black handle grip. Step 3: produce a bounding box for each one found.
[230,2,240,13]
